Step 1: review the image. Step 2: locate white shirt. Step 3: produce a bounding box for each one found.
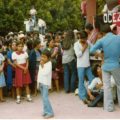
[24,20,30,32]
[37,61,52,88]
[0,53,5,65]
[88,76,116,91]
[12,52,28,64]
[88,77,102,91]
[74,41,90,68]
[38,19,46,28]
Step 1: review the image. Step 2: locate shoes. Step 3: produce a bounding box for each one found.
[42,113,47,117]
[97,102,103,107]
[27,97,32,102]
[16,99,21,104]
[82,99,90,104]
[88,102,96,107]
[44,114,54,119]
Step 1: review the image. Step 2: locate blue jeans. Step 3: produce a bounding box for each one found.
[77,67,94,100]
[88,91,103,107]
[63,60,77,92]
[40,84,54,116]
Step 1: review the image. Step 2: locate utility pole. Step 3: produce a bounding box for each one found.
[86,0,96,24]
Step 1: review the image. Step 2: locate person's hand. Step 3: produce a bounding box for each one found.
[24,67,28,74]
[89,95,95,101]
[40,60,44,68]
[0,67,3,73]
[82,43,88,53]
[96,83,103,89]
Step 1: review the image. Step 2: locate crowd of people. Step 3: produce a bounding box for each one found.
[0,21,119,112]
[0,2,120,118]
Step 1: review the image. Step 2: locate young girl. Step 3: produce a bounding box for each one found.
[12,41,32,104]
[0,45,6,102]
[37,49,54,119]
[7,41,17,98]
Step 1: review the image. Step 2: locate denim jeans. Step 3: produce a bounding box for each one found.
[40,84,54,116]
[89,91,103,107]
[77,67,94,100]
[63,60,77,92]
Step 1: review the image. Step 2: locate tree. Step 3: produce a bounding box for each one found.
[0,0,105,35]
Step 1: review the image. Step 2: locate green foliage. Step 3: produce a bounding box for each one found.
[96,0,105,15]
[0,0,105,34]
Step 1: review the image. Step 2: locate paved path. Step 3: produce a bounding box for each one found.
[0,91,120,119]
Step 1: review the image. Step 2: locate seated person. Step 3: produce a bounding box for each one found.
[87,64,103,107]
[87,64,116,107]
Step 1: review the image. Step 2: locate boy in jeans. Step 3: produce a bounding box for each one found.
[37,49,54,118]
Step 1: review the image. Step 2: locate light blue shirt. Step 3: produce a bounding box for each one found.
[90,32,120,71]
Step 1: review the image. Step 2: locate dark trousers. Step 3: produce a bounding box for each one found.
[88,91,103,107]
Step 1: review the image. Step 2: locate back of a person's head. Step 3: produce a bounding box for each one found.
[85,23,93,31]
[33,40,40,48]
[62,31,74,50]
[79,30,88,39]
[27,40,33,50]
[66,30,74,40]
[100,24,111,33]
[42,49,51,59]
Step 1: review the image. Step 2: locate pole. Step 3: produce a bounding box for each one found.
[86,0,96,24]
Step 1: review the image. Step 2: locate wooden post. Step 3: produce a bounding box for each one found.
[86,0,96,24]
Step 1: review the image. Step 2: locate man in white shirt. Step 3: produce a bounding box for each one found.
[29,6,37,26]
[74,30,94,104]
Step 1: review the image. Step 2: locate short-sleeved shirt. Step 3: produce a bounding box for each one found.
[12,51,28,64]
[0,53,5,65]
[88,77,102,91]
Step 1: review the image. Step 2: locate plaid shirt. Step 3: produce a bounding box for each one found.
[88,29,99,44]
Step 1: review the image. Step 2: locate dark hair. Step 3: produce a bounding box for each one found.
[26,40,33,50]
[42,49,51,59]
[46,38,54,47]
[33,40,40,48]
[79,30,88,39]
[62,30,74,50]
[101,24,111,33]
[92,64,101,77]
[45,34,52,41]
[0,44,2,49]
[85,23,93,31]
[16,41,24,46]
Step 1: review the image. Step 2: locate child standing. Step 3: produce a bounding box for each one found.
[12,41,32,104]
[0,46,6,102]
[37,49,54,119]
[7,41,17,98]
[29,40,41,96]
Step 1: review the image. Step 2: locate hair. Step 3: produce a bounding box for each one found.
[33,40,40,48]
[0,44,2,49]
[85,23,93,31]
[100,24,111,33]
[92,64,101,77]
[62,30,74,50]
[42,49,51,59]
[79,30,88,39]
[46,38,54,47]
[26,40,33,50]
[16,41,24,46]
[11,40,17,46]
